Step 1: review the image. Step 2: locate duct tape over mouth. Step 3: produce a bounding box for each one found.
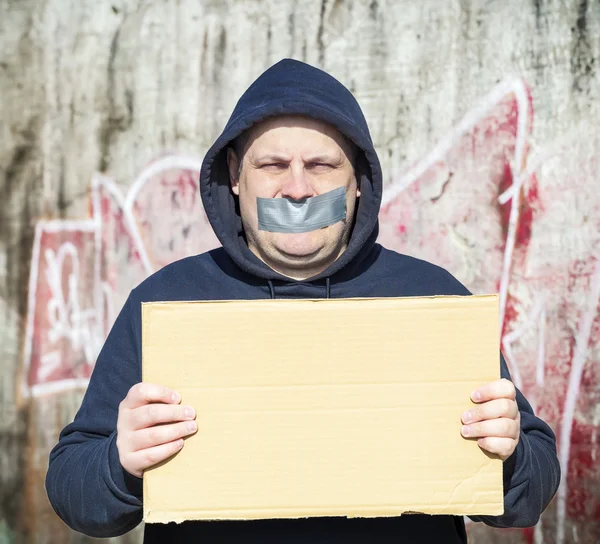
[257,186,347,233]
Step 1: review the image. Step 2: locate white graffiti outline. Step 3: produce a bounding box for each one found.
[556,257,600,544]
[43,241,103,372]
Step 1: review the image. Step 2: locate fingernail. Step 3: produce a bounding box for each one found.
[461,425,470,437]
[184,406,195,419]
[462,411,473,423]
[171,392,181,403]
[472,391,481,402]
[187,421,197,432]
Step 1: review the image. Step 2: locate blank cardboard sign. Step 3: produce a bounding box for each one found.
[141,295,503,523]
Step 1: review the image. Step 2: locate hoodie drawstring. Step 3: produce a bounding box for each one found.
[267,277,331,299]
[268,280,276,300]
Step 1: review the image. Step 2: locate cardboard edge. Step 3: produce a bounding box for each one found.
[141,303,150,521]
[143,504,505,524]
[140,294,500,307]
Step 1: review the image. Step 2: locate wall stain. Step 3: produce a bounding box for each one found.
[317,0,327,65]
[0,411,28,539]
[288,11,295,55]
[57,156,67,218]
[0,123,37,311]
[98,21,135,173]
[0,119,38,538]
[215,26,227,82]
[530,0,547,78]
[571,0,595,93]
[370,0,379,19]
[266,18,272,60]
[533,0,542,29]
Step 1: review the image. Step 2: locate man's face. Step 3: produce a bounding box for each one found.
[227,115,360,280]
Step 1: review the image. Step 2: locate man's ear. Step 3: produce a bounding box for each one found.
[227,147,240,196]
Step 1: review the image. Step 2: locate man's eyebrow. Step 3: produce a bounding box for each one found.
[250,154,292,163]
[304,153,344,164]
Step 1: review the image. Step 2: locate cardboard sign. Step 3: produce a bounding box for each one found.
[142,295,503,523]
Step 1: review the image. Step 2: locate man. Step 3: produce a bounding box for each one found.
[46,59,560,543]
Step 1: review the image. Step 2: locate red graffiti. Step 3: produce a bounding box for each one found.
[380,78,600,541]
[22,156,219,398]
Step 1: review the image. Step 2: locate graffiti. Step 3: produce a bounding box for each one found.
[41,241,101,378]
[501,124,600,544]
[23,80,599,542]
[22,156,219,398]
[380,78,600,543]
[23,221,101,396]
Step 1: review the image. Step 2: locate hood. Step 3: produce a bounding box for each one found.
[199,58,383,282]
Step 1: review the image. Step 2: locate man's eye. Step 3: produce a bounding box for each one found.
[262,163,287,170]
[308,163,333,170]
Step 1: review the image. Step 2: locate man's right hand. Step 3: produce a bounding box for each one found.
[116,383,197,478]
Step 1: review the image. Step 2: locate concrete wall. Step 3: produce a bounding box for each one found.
[1,0,599,542]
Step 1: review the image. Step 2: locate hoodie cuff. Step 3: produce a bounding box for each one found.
[502,431,528,491]
[106,432,143,501]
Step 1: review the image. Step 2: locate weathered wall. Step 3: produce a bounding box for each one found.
[1,0,599,542]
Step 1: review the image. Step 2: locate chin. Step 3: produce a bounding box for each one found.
[272,233,324,258]
[276,246,322,261]
[273,245,327,263]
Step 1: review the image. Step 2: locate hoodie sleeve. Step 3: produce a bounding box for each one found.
[45,293,144,538]
[468,353,561,528]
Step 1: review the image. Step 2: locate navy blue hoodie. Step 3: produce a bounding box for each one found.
[46,59,560,543]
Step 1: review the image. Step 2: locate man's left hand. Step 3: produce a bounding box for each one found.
[461,378,521,461]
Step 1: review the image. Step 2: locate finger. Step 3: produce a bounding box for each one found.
[471,378,516,403]
[130,403,196,430]
[461,418,519,439]
[122,382,181,409]
[476,437,517,460]
[129,439,186,474]
[130,420,198,451]
[462,398,518,424]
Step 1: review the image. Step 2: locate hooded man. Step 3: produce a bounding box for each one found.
[46,59,560,543]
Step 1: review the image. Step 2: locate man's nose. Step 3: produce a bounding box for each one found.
[281,165,314,201]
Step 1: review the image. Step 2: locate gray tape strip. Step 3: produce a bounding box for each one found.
[257,186,347,233]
